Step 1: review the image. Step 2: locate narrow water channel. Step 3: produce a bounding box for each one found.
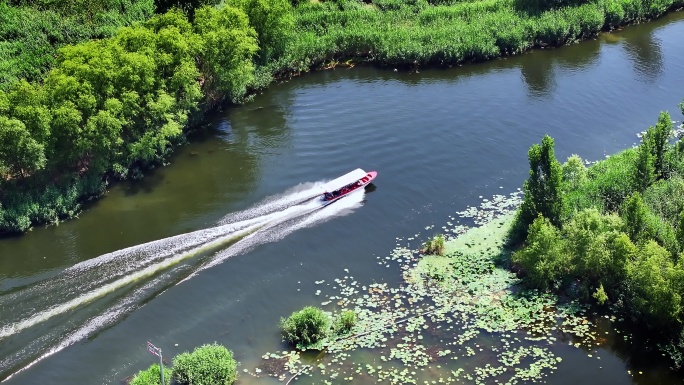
[1,11,684,384]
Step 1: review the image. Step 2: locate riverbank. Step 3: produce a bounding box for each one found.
[2,1,684,235]
[279,0,684,72]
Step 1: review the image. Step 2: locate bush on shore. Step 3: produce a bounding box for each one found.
[130,363,172,385]
[172,343,238,385]
[280,306,331,347]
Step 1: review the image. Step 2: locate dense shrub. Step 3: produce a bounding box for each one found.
[172,343,238,385]
[422,234,446,255]
[626,240,683,329]
[130,364,172,385]
[0,174,105,233]
[0,1,155,89]
[334,310,357,334]
[281,306,330,347]
[512,215,567,290]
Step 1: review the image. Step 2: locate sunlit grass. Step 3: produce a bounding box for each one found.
[279,0,683,72]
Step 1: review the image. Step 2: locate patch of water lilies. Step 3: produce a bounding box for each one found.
[249,192,617,384]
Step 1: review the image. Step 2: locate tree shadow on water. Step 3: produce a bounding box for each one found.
[621,29,664,83]
[517,36,601,99]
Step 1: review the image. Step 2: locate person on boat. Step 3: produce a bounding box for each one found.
[324,191,333,200]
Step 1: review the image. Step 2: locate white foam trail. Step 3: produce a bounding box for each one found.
[217,181,328,225]
[0,181,369,381]
[0,189,330,339]
[64,183,329,276]
[0,276,166,382]
[66,216,269,274]
[194,189,365,274]
[0,222,265,340]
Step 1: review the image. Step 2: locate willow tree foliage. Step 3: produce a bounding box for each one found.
[39,9,205,175]
[0,0,155,88]
[0,2,301,233]
[226,0,294,62]
[194,6,259,103]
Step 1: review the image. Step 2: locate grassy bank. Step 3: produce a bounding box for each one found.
[278,0,684,72]
[2,0,683,235]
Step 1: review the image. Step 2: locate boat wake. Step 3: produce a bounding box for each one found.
[0,181,367,381]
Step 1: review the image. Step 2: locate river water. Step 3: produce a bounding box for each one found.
[1,11,684,384]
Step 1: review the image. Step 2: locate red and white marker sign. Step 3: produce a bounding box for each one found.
[147,341,161,357]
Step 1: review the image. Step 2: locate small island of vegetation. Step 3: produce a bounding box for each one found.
[510,103,684,366]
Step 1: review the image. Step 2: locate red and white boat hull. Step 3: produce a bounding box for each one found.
[321,169,377,204]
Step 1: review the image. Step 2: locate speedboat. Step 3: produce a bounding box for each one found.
[321,168,377,204]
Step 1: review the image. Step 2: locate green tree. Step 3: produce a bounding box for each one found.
[561,154,587,191]
[194,5,259,103]
[4,80,51,144]
[620,192,652,244]
[635,134,656,191]
[48,99,83,168]
[226,0,294,62]
[563,208,623,285]
[512,135,565,242]
[172,343,237,385]
[605,232,637,286]
[512,215,568,290]
[645,111,673,178]
[0,116,47,178]
[626,240,683,328]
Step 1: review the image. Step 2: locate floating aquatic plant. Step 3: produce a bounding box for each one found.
[251,191,616,384]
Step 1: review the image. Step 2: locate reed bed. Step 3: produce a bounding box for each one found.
[280,0,682,71]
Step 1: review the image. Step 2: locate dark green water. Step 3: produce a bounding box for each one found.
[1,12,684,384]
